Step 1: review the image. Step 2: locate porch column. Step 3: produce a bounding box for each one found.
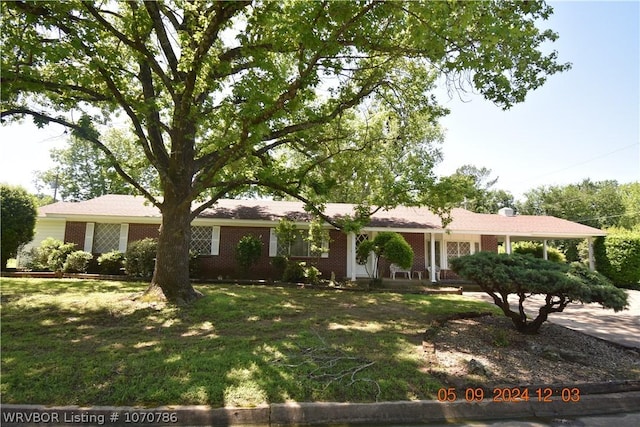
[588,237,595,271]
[505,235,512,254]
[349,232,357,281]
[430,232,436,283]
[543,240,548,260]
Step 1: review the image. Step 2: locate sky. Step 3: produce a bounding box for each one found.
[433,1,640,198]
[1,1,638,202]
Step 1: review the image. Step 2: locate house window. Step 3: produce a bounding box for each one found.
[191,226,213,255]
[93,223,121,253]
[270,229,328,258]
[446,241,471,260]
[279,231,312,257]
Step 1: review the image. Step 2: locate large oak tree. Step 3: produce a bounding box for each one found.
[2,1,569,303]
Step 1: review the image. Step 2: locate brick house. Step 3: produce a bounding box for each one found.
[25,195,606,281]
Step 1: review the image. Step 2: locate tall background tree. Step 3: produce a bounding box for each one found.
[35,130,158,201]
[2,1,569,303]
[517,179,628,261]
[451,165,515,213]
[0,184,37,269]
[517,179,624,229]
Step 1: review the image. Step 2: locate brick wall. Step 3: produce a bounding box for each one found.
[197,227,348,280]
[304,230,347,279]
[199,226,272,279]
[128,224,160,243]
[402,232,425,270]
[481,235,499,253]
[65,222,86,249]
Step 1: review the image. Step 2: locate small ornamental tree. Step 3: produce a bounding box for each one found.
[450,252,628,334]
[356,231,413,278]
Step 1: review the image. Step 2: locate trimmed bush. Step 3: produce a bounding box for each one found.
[98,251,125,275]
[512,241,565,263]
[451,252,627,334]
[595,229,640,289]
[125,238,158,278]
[63,251,93,273]
[25,238,77,272]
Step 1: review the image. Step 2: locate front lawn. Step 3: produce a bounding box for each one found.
[0,278,497,407]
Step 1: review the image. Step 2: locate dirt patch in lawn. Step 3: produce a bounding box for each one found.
[422,313,640,391]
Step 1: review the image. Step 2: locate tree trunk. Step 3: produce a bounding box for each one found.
[148,195,203,304]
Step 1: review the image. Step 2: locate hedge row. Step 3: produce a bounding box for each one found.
[595,228,640,289]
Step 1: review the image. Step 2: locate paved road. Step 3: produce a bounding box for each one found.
[419,411,640,427]
[466,290,640,349]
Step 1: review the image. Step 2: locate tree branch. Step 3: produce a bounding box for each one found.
[81,1,175,98]
[144,1,180,78]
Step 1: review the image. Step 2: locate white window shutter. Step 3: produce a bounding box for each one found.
[211,226,220,255]
[118,224,129,252]
[269,228,278,257]
[84,223,95,252]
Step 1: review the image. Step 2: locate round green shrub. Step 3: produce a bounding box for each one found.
[28,237,77,272]
[63,251,93,273]
[125,238,158,278]
[1,184,37,269]
[383,235,414,269]
[97,250,125,275]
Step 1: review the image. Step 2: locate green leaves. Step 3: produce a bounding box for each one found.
[3,1,571,203]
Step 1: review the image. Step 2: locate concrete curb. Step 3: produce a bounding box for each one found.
[2,391,640,426]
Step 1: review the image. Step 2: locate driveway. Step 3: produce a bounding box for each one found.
[465,290,640,349]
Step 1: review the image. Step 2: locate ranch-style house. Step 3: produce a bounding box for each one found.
[24,195,606,282]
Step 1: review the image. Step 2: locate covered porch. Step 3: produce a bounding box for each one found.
[345,227,606,283]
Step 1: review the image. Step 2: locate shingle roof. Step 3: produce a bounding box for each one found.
[38,194,605,238]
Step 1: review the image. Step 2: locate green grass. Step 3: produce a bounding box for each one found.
[0,278,497,408]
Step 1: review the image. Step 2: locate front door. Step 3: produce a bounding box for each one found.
[355,233,374,277]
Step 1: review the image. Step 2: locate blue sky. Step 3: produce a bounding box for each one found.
[1,1,638,201]
[434,0,640,198]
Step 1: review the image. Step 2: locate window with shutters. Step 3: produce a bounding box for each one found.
[92,223,121,253]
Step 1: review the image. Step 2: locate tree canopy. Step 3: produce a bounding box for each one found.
[450,252,628,334]
[1,1,570,302]
[517,179,625,229]
[0,184,37,269]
